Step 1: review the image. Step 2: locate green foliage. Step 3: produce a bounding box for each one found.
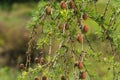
[0,67,18,80]
[18,0,120,80]
[18,65,43,80]
[113,33,120,53]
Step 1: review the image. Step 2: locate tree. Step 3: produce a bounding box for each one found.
[18,0,120,80]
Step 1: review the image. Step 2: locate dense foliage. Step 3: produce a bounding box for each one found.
[18,0,120,80]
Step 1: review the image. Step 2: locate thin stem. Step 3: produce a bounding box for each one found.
[108,38,116,80]
[108,12,116,27]
[82,34,84,51]
[53,22,66,68]
[48,28,52,62]
[111,10,120,30]
[94,0,97,14]
[102,0,111,18]
[83,63,92,79]
[85,35,95,52]
[25,25,38,69]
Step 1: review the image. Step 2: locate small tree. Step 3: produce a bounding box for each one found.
[18,0,120,80]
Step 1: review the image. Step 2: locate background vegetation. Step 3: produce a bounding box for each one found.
[0,0,120,80]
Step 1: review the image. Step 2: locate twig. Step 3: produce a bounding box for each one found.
[109,40,116,80]
[108,12,116,27]
[48,28,52,62]
[40,39,65,69]
[102,0,111,18]
[83,63,92,79]
[84,35,95,52]
[113,22,120,31]
[25,7,46,69]
[70,38,79,80]
[94,0,97,14]
[111,10,120,30]
[25,25,38,69]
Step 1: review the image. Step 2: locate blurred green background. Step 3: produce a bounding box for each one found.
[0,1,38,80]
[0,0,120,80]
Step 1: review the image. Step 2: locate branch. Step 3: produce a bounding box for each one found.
[48,28,52,62]
[25,25,38,69]
[85,35,95,52]
[102,0,111,18]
